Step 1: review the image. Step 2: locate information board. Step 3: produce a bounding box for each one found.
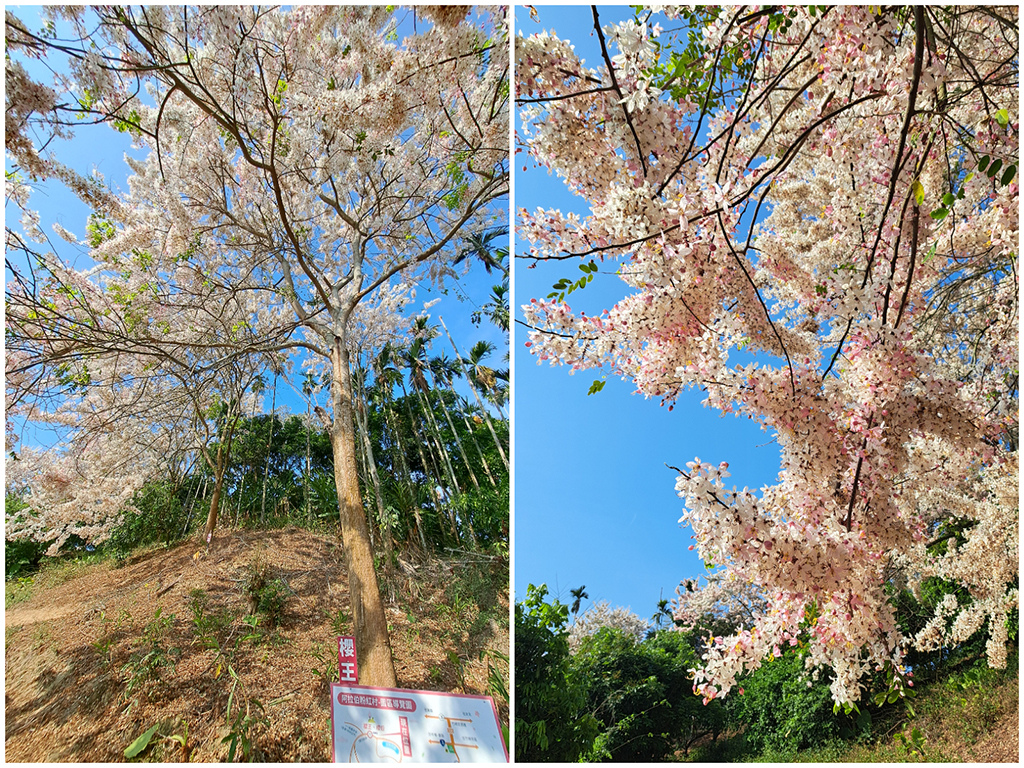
[330,683,508,763]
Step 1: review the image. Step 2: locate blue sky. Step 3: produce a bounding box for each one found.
[512,5,783,620]
[5,7,507,451]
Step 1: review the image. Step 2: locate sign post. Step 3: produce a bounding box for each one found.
[337,635,358,684]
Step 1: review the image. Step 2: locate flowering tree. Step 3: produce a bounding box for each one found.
[568,600,650,652]
[519,5,1016,706]
[671,571,767,636]
[7,5,508,686]
[5,217,274,550]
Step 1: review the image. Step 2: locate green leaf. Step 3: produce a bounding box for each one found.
[930,208,949,221]
[941,192,956,207]
[1001,164,1016,185]
[911,180,924,205]
[994,109,1009,127]
[125,724,161,759]
[987,158,1003,178]
[587,380,606,396]
[978,156,990,172]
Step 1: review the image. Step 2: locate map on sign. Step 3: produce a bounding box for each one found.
[330,684,507,763]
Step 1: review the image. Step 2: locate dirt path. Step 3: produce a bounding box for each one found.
[5,603,76,627]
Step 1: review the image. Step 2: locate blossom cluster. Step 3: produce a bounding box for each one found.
[518,5,1017,705]
[568,600,651,652]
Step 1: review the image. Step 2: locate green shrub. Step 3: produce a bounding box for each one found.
[730,647,855,753]
[122,607,177,704]
[515,584,599,762]
[5,494,47,579]
[5,537,47,580]
[448,477,509,548]
[107,481,189,561]
[241,553,291,627]
[254,579,290,627]
[573,627,728,761]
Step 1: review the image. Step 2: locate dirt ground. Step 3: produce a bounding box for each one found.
[5,527,509,762]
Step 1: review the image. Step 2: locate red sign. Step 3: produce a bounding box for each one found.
[338,635,358,684]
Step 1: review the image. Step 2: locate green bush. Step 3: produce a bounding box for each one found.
[515,584,599,762]
[107,481,189,561]
[730,647,856,753]
[241,553,291,627]
[4,494,47,579]
[5,537,47,581]
[573,627,728,761]
[254,579,290,627]
[449,477,509,548]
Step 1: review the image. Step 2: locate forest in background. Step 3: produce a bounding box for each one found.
[7,307,510,576]
[516,583,1017,762]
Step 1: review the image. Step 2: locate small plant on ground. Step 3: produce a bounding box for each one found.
[221,666,268,762]
[6,576,35,608]
[481,648,510,749]
[91,610,115,668]
[255,578,291,627]
[896,725,927,761]
[429,665,444,685]
[447,649,468,692]
[481,648,509,706]
[122,607,177,707]
[327,608,351,636]
[188,588,233,649]
[124,719,190,762]
[241,551,291,627]
[311,640,339,693]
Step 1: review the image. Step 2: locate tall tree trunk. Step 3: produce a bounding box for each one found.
[398,379,449,538]
[352,397,380,554]
[353,364,394,566]
[203,413,239,545]
[395,376,452,548]
[431,373,481,491]
[438,316,509,471]
[261,376,277,526]
[305,402,312,523]
[380,394,429,554]
[330,334,397,688]
[428,373,480,549]
[204,457,228,545]
[437,369,497,486]
[414,385,462,543]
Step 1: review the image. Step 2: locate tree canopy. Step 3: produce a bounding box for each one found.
[7,4,509,687]
[518,5,1017,706]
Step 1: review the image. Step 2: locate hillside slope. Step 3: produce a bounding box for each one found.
[5,527,509,761]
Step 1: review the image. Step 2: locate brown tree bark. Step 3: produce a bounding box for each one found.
[203,414,239,545]
[330,335,398,687]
